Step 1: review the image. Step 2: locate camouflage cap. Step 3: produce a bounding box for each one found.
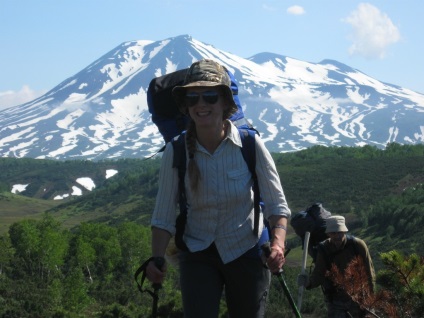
[172,59,237,114]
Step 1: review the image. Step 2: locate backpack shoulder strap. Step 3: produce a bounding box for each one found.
[172,133,187,203]
[171,134,189,250]
[238,128,260,236]
[317,240,327,257]
[239,128,256,173]
[172,134,186,171]
[346,234,360,257]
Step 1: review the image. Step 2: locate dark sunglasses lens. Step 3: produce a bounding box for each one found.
[185,93,199,107]
[202,91,219,104]
[185,91,219,107]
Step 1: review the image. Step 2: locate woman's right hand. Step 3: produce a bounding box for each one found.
[146,257,167,284]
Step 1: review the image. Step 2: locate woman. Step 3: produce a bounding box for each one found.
[146,59,291,317]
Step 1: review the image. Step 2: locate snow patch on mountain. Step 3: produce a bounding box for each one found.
[76,177,96,191]
[106,169,118,178]
[0,35,423,160]
[11,184,29,194]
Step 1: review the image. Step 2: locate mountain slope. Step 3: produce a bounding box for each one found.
[0,34,423,160]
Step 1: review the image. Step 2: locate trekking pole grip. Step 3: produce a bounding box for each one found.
[261,242,302,318]
[152,257,165,290]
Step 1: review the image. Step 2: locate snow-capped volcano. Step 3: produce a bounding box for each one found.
[1,34,423,160]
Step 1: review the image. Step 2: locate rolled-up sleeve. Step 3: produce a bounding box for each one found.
[151,142,179,235]
[255,135,291,220]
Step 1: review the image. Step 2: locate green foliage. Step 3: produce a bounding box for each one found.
[8,214,68,281]
[0,235,13,275]
[377,251,424,318]
[363,184,424,257]
[278,144,424,213]
[62,268,91,311]
[1,217,423,317]
[266,266,327,317]
[0,218,162,317]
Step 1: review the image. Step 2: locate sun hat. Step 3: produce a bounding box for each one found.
[325,215,349,233]
[172,59,237,114]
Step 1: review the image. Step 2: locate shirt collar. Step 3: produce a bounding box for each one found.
[225,120,242,148]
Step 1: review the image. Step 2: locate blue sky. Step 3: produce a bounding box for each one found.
[1,0,423,109]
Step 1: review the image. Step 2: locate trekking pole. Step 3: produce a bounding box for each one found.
[151,257,165,318]
[262,242,301,318]
[297,231,310,311]
[134,257,165,318]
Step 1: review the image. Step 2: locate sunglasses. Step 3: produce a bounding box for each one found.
[184,91,220,107]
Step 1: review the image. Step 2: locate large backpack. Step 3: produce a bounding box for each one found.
[290,202,332,261]
[147,66,268,258]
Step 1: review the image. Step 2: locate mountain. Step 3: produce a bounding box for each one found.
[1,34,423,160]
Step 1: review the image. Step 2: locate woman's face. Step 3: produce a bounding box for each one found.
[184,87,227,128]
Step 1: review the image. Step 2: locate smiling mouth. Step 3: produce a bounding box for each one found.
[196,111,211,117]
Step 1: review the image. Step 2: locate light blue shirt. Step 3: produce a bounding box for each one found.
[151,121,291,263]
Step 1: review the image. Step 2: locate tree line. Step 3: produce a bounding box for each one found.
[1,212,422,317]
[0,214,178,317]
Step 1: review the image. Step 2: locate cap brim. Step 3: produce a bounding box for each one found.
[172,82,227,98]
[326,225,349,233]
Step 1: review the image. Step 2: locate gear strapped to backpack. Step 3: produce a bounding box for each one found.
[290,203,332,261]
[147,65,269,258]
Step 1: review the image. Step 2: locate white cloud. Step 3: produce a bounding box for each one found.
[343,3,401,59]
[287,5,305,15]
[0,85,46,111]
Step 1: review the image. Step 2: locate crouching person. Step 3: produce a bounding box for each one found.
[297,216,376,318]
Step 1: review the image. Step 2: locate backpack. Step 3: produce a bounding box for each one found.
[147,66,268,258]
[290,202,332,261]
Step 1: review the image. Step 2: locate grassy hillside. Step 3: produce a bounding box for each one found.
[0,192,60,233]
[0,157,159,234]
[276,143,424,211]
